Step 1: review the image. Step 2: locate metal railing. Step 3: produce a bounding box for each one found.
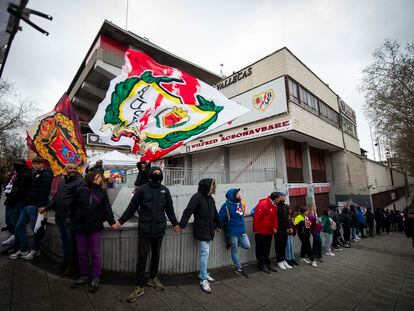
[126,167,278,186]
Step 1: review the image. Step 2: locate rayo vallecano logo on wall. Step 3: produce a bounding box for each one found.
[252,88,274,111]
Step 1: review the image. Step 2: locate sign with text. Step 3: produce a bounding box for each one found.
[338,98,356,123]
[186,119,291,152]
[209,77,288,135]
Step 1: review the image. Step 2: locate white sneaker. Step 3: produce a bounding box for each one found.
[311,261,318,268]
[9,250,29,260]
[282,260,293,269]
[200,279,211,293]
[277,262,286,270]
[1,235,15,246]
[328,252,336,256]
[22,250,40,260]
[300,258,311,264]
[353,239,358,242]
[356,236,361,240]
[207,274,215,283]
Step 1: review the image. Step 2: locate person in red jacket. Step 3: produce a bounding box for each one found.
[253,192,279,274]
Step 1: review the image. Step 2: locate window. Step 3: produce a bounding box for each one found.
[310,147,327,182]
[285,139,304,183]
[319,101,339,127]
[341,116,358,138]
[299,86,318,112]
[288,79,299,104]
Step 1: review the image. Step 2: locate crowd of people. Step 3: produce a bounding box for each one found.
[1,157,414,303]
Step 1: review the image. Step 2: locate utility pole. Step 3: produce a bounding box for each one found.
[369,125,376,161]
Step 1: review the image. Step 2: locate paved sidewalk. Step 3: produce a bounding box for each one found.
[1,230,413,311]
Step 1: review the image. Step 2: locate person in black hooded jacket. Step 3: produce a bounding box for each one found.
[179,178,222,294]
[113,166,180,303]
[339,207,351,247]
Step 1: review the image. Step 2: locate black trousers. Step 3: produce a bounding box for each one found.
[274,229,288,262]
[136,236,164,287]
[255,234,272,267]
[368,225,374,236]
[358,223,366,237]
[376,221,381,235]
[343,227,351,243]
[298,234,314,261]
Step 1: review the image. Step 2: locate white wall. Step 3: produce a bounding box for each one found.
[111,182,277,219]
[343,133,360,155]
[290,104,343,148]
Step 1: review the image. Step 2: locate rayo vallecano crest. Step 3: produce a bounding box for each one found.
[252,88,274,111]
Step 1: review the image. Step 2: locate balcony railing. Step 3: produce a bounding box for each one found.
[126,167,278,186]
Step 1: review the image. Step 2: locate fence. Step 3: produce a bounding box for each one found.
[126,167,278,186]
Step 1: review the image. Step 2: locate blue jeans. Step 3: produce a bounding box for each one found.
[199,241,211,280]
[55,217,72,261]
[5,202,24,234]
[351,227,357,240]
[285,235,295,261]
[312,232,322,258]
[15,205,41,252]
[229,234,251,269]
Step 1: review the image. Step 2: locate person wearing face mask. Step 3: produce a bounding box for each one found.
[70,171,117,292]
[10,156,52,260]
[179,178,222,294]
[39,162,85,273]
[112,166,180,303]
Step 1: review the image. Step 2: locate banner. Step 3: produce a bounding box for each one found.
[27,94,87,176]
[89,50,249,161]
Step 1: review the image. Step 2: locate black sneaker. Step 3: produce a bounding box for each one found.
[259,266,271,274]
[266,265,278,272]
[235,268,248,278]
[88,278,99,293]
[71,277,89,288]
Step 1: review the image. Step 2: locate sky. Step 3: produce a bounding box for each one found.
[3,0,414,160]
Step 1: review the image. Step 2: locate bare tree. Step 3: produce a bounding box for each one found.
[0,80,36,182]
[360,39,414,174]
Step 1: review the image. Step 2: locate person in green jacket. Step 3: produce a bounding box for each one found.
[321,208,334,256]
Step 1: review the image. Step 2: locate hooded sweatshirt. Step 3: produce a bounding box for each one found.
[179,178,222,241]
[218,188,246,236]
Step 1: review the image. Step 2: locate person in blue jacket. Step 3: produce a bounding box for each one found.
[219,188,250,278]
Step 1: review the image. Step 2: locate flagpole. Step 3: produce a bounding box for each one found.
[125,0,129,30]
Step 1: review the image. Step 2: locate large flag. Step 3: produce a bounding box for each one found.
[27,94,87,176]
[89,50,250,161]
